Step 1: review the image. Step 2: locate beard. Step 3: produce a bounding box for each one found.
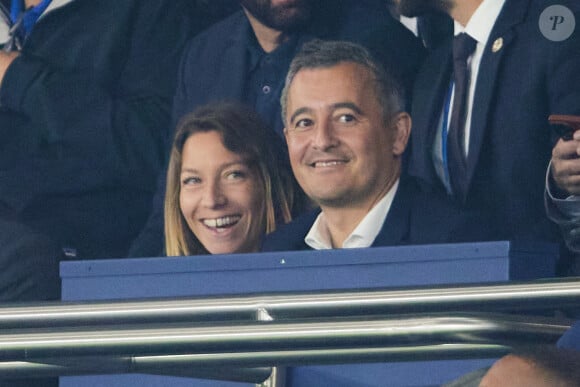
[239,0,312,32]
[397,0,452,17]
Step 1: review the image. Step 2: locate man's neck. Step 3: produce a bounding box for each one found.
[319,174,398,248]
[243,8,288,53]
[448,0,483,26]
[318,206,369,248]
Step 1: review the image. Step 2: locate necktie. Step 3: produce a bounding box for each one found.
[3,0,52,52]
[447,33,477,200]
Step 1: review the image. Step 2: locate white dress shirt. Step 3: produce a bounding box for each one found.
[305,180,400,250]
[399,15,418,37]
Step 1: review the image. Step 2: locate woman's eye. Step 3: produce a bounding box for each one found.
[225,170,247,180]
[182,176,201,185]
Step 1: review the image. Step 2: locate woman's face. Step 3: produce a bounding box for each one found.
[179,131,264,254]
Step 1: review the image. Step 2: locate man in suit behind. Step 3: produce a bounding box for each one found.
[400,0,580,272]
[263,39,489,251]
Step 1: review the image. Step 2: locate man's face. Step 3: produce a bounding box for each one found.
[239,0,311,31]
[284,62,409,210]
[397,0,452,17]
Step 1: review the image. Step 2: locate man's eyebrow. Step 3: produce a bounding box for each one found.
[289,107,312,124]
[331,102,362,115]
[289,102,363,124]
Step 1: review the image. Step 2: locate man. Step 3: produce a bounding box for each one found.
[262,39,489,251]
[400,0,580,271]
[129,0,426,256]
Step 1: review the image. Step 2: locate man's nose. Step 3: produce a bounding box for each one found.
[312,118,338,150]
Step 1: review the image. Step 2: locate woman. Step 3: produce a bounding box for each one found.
[164,102,306,256]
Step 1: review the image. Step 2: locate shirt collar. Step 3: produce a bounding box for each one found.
[454,0,506,45]
[43,0,73,16]
[305,179,400,249]
[246,27,299,74]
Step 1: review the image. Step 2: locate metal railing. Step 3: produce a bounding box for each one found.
[0,277,577,382]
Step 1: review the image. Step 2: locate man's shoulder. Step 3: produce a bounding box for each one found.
[180,10,246,59]
[188,11,245,44]
[261,210,320,252]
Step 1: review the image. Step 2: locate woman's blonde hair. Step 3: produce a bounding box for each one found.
[164,103,306,256]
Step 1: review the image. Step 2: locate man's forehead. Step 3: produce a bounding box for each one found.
[290,63,375,92]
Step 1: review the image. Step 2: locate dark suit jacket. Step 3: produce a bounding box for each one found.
[262,177,492,252]
[0,0,199,260]
[407,0,580,244]
[129,0,426,257]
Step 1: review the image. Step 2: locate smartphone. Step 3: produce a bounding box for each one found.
[549,114,580,141]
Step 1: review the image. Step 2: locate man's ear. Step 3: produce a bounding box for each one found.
[391,112,411,156]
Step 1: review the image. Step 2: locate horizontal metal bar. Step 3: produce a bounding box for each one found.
[0,344,509,379]
[0,359,271,382]
[0,314,567,362]
[0,277,578,329]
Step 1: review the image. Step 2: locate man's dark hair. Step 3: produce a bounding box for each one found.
[280,39,404,124]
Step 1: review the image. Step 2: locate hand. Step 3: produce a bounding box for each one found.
[551,130,580,196]
[0,51,20,86]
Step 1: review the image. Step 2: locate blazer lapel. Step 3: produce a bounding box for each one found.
[409,42,452,189]
[372,181,412,246]
[466,0,529,190]
[209,14,249,102]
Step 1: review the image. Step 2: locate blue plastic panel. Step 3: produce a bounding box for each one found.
[60,241,558,386]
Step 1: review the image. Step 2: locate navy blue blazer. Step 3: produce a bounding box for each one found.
[262,177,492,252]
[129,1,426,257]
[407,0,580,243]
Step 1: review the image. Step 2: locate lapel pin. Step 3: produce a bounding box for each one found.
[492,37,503,53]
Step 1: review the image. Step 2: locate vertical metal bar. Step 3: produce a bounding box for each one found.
[255,307,286,387]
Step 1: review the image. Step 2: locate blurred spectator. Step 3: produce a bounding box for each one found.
[0,0,219,263]
[0,219,61,302]
[129,0,425,257]
[445,347,580,387]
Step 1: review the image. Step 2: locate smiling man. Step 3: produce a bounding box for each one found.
[262,39,491,251]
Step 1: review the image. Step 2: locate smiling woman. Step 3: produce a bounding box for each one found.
[164,103,308,256]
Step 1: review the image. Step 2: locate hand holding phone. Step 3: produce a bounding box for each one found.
[549,114,580,141]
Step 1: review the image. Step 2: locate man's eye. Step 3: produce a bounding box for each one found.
[338,114,356,124]
[295,118,314,130]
